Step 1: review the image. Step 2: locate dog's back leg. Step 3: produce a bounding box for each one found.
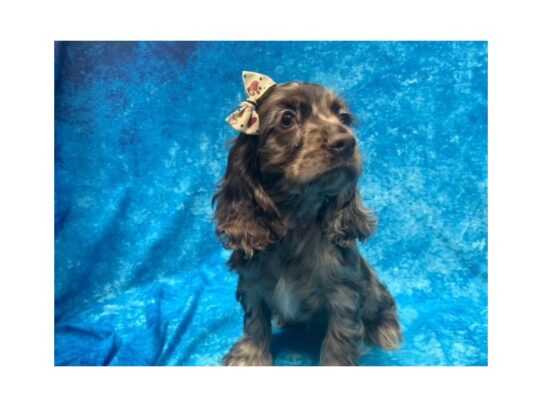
[359,258,402,350]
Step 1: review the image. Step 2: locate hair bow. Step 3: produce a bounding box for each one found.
[225,71,276,135]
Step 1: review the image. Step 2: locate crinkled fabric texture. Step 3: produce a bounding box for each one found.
[54,41,487,366]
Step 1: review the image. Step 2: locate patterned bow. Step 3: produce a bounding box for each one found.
[225,71,276,135]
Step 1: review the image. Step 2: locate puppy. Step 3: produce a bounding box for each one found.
[213,73,401,366]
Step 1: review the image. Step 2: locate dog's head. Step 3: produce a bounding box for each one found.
[258,82,361,202]
[256,82,362,194]
[213,81,375,257]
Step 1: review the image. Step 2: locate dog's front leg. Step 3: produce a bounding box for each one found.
[320,287,365,366]
[223,285,273,366]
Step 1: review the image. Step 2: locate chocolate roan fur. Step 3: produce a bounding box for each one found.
[213,82,402,366]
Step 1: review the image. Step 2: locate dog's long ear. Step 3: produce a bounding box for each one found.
[212,134,287,258]
[325,187,376,246]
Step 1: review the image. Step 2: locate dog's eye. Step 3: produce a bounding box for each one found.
[280,112,296,129]
[339,113,352,126]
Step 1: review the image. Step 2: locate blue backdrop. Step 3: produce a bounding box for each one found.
[54,41,487,366]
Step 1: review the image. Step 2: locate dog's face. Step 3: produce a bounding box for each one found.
[256,83,362,196]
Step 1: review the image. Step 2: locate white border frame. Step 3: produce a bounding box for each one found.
[1,0,541,405]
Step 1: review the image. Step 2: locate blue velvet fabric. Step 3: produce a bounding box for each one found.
[54,41,487,366]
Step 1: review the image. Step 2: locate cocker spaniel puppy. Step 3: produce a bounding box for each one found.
[213,72,401,366]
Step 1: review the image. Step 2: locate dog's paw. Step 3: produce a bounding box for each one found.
[223,338,273,366]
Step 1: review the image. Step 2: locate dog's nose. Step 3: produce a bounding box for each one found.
[327,133,356,156]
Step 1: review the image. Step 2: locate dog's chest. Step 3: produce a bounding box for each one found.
[272,276,302,322]
[266,228,343,322]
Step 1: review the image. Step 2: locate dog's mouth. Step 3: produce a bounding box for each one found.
[262,157,361,202]
[306,163,360,196]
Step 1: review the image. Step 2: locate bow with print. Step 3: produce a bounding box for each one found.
[225,71,276,135]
